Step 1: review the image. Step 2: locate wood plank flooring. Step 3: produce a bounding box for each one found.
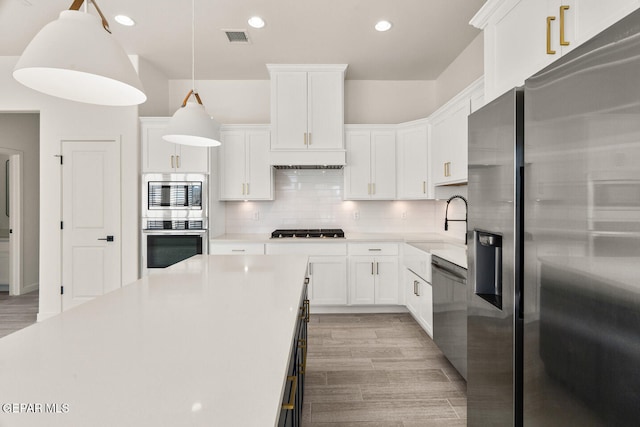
[302,313,467,426]
[0,291,39,339]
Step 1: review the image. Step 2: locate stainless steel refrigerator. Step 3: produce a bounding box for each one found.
[467,9,640,427]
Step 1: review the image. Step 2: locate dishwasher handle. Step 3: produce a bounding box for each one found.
[431,261,467,282]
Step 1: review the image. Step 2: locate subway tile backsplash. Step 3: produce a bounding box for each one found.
[224,169,467,242]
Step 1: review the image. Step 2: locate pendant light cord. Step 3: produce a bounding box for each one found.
[191,0,195,93]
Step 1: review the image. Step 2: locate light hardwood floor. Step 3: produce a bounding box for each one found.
[302,313,467,426]
[0,291,39,339]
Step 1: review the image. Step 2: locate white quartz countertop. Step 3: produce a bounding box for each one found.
[0,254,309,427]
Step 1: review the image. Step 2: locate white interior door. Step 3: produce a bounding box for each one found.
[62,140,121,311]
[8,153,22,296]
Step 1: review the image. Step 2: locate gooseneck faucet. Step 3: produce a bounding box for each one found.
[444,195,468,245]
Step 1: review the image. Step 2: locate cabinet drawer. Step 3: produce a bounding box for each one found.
[348,243,399,256]
[209,243,265,255]
[266,243,347,256]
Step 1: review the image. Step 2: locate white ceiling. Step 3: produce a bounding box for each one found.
[0,0,486,81]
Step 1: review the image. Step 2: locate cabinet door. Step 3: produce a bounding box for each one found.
[568,0,640,49]
[405,269,420,315]
[344,130,372,199]
[487,0,555,101]
[271,72,308,150]
[370,131,396,200]
[307,71,344,149]
[219,131,247,200]
[431,100,470,185]
[349,257,376,304]
[374,257,399,304]
[245,130,273,200]
[176,144,209,173]
[417,279,433,338]
[309,256,347,305]
[141,121,177,173]
[397,125,429,199]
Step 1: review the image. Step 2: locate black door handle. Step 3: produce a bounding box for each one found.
[98,235,114,242]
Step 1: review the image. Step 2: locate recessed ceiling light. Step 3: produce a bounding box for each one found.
[248,16,265,29]
[114,15,135,27]
[375,20,392,32]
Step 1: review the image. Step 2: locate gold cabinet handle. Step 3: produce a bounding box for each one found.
[372,183,375,194]
[298,339,307,374]
[282,375,298,410]
[560,5,570,46]
[300,299,310,323]
[246,183,250,195]
[443,162,447,177]
[415,280,420,296]
[308,132,312,145]
[170,155,175,169]
[242,183,245,195]
[413,280,418,295]
[176,155,180,169]
[547,16,556,54]
[304,132,307,145]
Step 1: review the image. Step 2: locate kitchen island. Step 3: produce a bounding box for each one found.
[0,254,309,427]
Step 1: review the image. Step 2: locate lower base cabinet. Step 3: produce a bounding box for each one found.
[309,256,347,305]
[349,256,399,305]
[279,281,308,426]
[405,268,433,337]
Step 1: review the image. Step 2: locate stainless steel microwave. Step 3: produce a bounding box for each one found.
[142,173,208,219]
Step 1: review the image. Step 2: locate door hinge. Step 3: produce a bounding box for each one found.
[60,221,64,230]
[54,154,63,165]
[60,286,64,295]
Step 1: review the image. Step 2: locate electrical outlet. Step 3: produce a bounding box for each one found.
[253,211,260,221]
[401,211,407,219]
[353,211,360,220]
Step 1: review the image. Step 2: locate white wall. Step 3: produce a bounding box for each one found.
[138,58,171,117]
[0,113,40,292]
[0,56,139,321]
[436,33,484,109]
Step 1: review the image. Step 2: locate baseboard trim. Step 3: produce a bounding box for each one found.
[22,282,39,294]
[310,305,409,314]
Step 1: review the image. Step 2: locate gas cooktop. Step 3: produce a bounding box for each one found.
[271,228,345,239]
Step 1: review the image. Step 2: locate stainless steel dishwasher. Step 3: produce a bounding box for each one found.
[432,254,468,380]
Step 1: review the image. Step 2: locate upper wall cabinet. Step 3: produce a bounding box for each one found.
[473,0,640,102]
[140,117,210,173]
[344,126,396,200]
[267,64,347,151]
[219,125,273,201]
[429,78,484,187]
[396,120,430,199]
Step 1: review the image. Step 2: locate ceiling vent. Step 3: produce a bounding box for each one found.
[223,30,250,44]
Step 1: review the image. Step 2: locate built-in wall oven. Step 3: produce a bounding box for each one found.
[141,174,208,276]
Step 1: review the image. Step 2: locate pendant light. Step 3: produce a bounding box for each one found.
[13,0,146,106]
[163,0,220,147]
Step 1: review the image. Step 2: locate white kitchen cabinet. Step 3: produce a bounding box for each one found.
[268,64,347,151]
[348,243,399,305]
[344,126,396,200]
[308,256,348,305]
[266,242,348,306]
[406,269,433,338]
[218,126,273,200]
[429,78,483,187]
[473,0,640,102]
[140,117,210,173]
[396,120,429,199]
[430,99,470,186]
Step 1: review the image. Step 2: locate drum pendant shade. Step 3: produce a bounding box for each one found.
[13,10,146,106]
[163,102,221,147]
